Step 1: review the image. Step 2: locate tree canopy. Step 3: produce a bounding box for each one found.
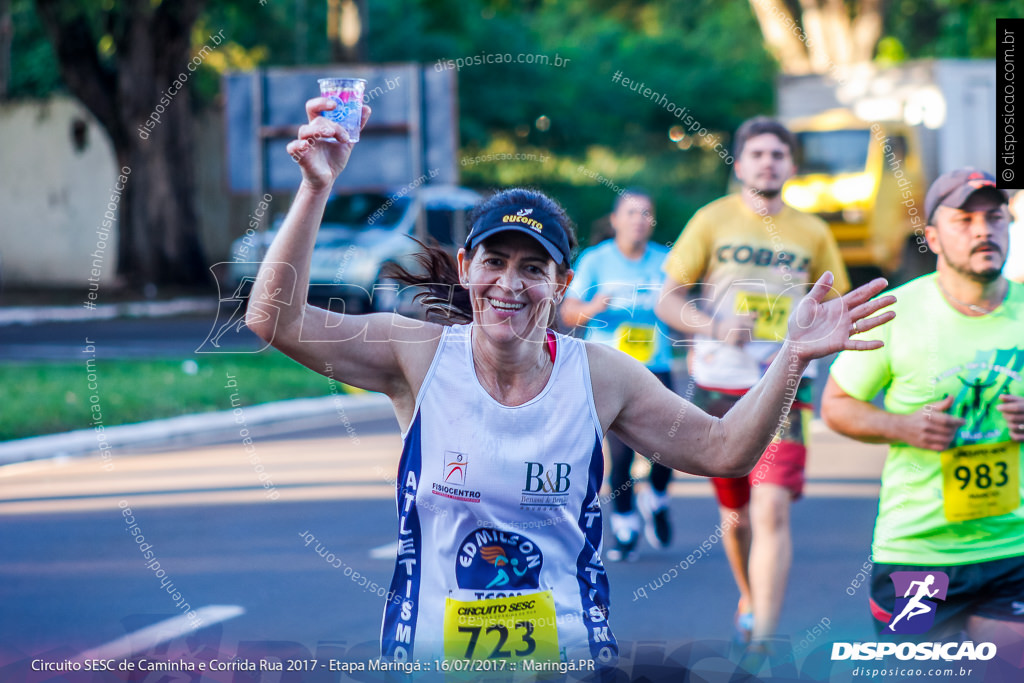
[9,0,1019,259]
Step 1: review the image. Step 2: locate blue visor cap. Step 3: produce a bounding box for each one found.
[464,206,571,265]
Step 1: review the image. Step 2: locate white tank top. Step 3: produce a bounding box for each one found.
[380,323,618,664]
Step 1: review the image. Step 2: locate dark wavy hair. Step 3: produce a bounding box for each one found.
[383,188,578,325]
[613,187,652,212]
[732,116,798,159]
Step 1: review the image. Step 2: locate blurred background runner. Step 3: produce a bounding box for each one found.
[561,189,677,561]
[656,117,851,647]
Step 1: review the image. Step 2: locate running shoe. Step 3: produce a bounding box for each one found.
[738,637,794,678]
[606,512,642,562]
[638,488,672,548]
[737,638,771,676]
[733,610,754,645]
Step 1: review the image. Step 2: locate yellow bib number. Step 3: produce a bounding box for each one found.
[443,591,559,662]
[734,291,792,341]
[614,324,655,363]
[941,441,1021,522]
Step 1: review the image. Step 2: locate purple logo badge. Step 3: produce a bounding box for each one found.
[887,571,949,634]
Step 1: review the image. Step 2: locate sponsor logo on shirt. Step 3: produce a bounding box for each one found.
[456,527,543,599]
[714,243,809,271]
[521,461,571,508]
[444,451,468,485]
[432,450,482,503]
[934,348,1024,444]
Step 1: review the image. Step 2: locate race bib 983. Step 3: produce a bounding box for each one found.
[940,441,1021,522]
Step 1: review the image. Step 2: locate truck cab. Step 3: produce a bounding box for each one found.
[781,109,933,283]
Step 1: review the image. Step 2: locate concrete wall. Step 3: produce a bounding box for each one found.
[0,95,247,290]
[0,96,120,287]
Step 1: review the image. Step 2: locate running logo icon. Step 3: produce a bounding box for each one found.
[456,527,543,593]
[887,571,949,634]
[444,451,468,486]
[432,451,482,503]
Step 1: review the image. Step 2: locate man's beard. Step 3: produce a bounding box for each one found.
[747,186,781,199]
[950,261,1002,284]
[939,237,1005,283]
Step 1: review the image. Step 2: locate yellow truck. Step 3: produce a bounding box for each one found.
[781,109,932,283]
[776,60,998,284]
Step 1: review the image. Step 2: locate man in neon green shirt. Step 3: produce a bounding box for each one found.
[824,168,1024,647]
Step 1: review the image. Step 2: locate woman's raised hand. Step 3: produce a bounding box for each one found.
[786,273,896,362]
[286,99,372,191]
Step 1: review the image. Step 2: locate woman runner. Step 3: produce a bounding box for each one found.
[246,100,896,665]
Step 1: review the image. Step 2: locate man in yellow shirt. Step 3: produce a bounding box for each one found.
[656,117,850,647]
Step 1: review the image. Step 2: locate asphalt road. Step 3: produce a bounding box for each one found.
[9,410,1016,682]
[0,312,264,361]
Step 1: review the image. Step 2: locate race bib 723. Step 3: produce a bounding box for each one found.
[443,591,559,662]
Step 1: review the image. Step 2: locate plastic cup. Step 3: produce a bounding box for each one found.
[318,77,366,142]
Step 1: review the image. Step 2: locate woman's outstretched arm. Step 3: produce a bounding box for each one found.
[592,273,896,476]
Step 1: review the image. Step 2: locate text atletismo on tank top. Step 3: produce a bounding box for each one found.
[381,323,618,665]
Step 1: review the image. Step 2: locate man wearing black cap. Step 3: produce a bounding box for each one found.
[823,168,1024,647]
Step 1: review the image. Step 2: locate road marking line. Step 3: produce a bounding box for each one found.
[0,480,886,516]
[369,541,398,559]
[73,604,244,662]
[0,485,397,515]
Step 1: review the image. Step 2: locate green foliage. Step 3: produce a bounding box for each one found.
[0,351,354,441]
[875,36,908,68]
[884,0,1024,59]
[13,0,299,106]
[202,0,330,67]
[363,0,776,240]
[8,0,62,97]
[19,0,1016,244]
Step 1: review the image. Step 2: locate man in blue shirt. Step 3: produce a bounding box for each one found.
[561,189,676,561]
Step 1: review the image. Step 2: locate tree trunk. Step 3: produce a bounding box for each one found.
[851,0,883,64]
[748,0,814,74]
[822,0,854,68]
[749,0,883,76]
[0,0,11,100]
[328,0,367,63]
[34,0,207,289]
[796,0,830,71]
